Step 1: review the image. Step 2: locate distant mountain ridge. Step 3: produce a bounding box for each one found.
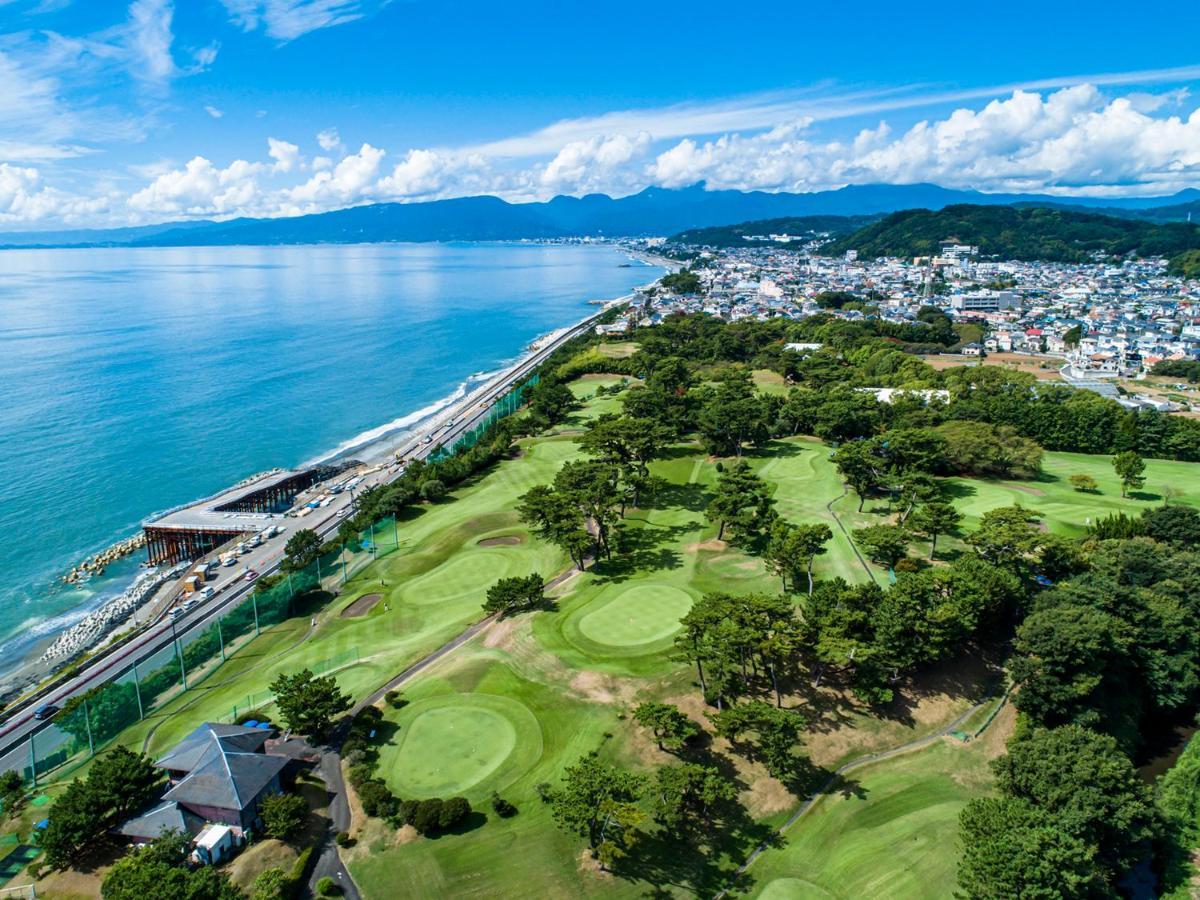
[2,182,1199,249]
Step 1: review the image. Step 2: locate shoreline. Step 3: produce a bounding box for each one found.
[0,257,665,696]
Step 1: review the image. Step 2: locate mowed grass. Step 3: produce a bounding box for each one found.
[348,652,644,899]
[66,403,608,770]
[745,732,1004,900]
[378,692,542,799]
[537,450,785,676]
[749,438,873,584]
[949,450,1200,537]
[38,373,1200,898]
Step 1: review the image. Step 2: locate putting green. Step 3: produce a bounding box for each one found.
[576,583,693,647]
[380,693,542,799]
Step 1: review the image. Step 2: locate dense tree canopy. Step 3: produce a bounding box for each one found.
[270,668,351,741]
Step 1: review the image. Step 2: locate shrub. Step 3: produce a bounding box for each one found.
[490,791,516,818]
[1069,473,1099,493]
[346,763,374,789]
[394,798,419,827]
[250,866,290,900]
[439,796,471,829]
[410,798,444,835]
[384,690,406,708]
[335,830,353,848]
[316,875,341,897]
[419,479,447,501]
[535,782,553,803]
[357,780,397,819]
[261,792,309,842]
[289,846,314,891]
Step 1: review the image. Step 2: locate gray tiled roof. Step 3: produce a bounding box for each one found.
[117,800,204,839]
[155,723,269,772]
[157,722,286,813]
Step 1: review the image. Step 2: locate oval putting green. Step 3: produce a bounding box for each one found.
[576,583,693,648]
[380,693,542,799]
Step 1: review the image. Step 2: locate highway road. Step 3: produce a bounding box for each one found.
[0,306,610,770]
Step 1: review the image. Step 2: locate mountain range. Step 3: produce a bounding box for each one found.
[1,183,1198,249]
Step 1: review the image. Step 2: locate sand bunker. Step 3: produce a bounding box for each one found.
[478,535,523,547]
[341,593,382,618]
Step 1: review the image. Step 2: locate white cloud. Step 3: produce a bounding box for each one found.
[127,155,265,216]
[540,132,651,193]
[464,63,1200,160]
[191,42,220,70]
[267,137,301,173]
[287,142,384,209]
[316,127,341,152]
[0,162,110,223]
[645,86,1200,196]
[205,105,224,119]
[126,0,177,85]
[10,71,1200,227]
[220,0,391,41]
[375,149,489,200]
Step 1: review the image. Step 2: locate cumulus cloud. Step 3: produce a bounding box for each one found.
[267,137,301,173]
[540,132,651,193]
[205,105,224,119]
[127,155,266,216]
[648,87,1200,196]
[316,127,341,152]
[286,143,384,209]
[0,162,109,222]
[12,79,1200,228]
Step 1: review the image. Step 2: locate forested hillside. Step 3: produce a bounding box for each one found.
[823,204,1200,263]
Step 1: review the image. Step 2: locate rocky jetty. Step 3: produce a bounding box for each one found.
[62,534,147,585]
[40,571,167,663]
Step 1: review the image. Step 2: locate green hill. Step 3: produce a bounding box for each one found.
[668,214,877,248]
[1169,249,1200,279]
[822,204,1200,263]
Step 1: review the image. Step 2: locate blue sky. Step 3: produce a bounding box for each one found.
[2,0,1200,228]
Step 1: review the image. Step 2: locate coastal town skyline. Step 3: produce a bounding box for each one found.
[3,0,1200,228]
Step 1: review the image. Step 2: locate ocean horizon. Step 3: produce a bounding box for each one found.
[0,241,659,679]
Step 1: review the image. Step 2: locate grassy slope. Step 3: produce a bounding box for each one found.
[745,705,1014,900]
[21,372,1200,897]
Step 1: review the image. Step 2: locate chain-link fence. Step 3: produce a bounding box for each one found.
[0,514,398,788]
[222,648,361,724]
[432,377,537,460]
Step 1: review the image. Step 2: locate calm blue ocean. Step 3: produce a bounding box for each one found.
[0,242,657,671]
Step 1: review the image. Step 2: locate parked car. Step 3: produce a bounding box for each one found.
[32,704,59,721]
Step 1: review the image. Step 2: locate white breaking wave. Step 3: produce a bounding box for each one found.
[306,365,511,465]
